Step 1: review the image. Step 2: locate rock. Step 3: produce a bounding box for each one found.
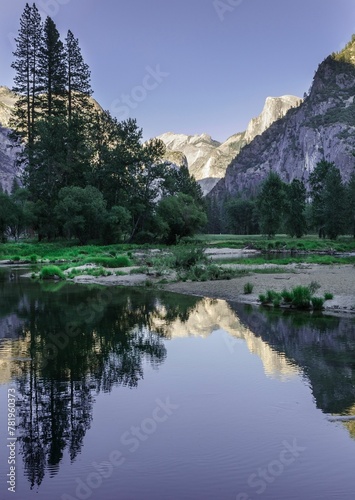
[209,36,355,201]
[158,96,301,193]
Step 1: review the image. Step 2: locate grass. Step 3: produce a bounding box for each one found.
[311,297,325,310]
[180,264,248,282]
[259,285,327,311]
[198,234,355,253]
[324,292,334,300]
[244,282,254,294]
[82,255,132,268]
[39,265,66,280]
[214,255,355,266]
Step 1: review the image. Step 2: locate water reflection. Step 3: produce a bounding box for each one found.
[1,268,355,491]
[232,303,355,416]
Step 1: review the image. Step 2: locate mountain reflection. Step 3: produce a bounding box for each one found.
[232,303,355,416]
[1,270,355,488]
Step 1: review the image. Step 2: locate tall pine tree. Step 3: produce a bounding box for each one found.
[38,16,66,117]
[65,30,92,120]
[11,3,43,146]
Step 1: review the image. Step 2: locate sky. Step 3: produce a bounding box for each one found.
[1,0,355,142]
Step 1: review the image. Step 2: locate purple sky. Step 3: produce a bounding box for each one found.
[1,0,355,142]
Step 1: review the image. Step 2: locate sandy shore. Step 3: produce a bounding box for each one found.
[162,264,355,315]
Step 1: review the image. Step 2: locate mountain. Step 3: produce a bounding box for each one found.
[0,87,22,192]
[209,36,355,201]
[158,95,301,194]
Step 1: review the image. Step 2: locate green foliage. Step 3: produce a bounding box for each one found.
[162,165,204,204]
[171,244,208,270]
[40,265,66,280]
[309,161,346,239]
[259,294,267,304]
[244,282,254,294]
[225,198,259,235]
[83,255,132,268]
[311,297,325,310]
[55,186,107,244]
[291,286,312,309]
[157,193,207,245]
[281,289,293,303]
[284,179,307,238]
[324,292,334,300]
[266,289,282,303]
[182,264,246,282]
[257,172,286,238]
[273,297,281,308]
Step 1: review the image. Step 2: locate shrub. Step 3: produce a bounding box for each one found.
[40,266,66,280]
[84,255,131,268]
[291,286,312,309]
[12,255,20,262]
[30,254,38,263]
[324,292,334,300]
[171,245,207,270]
[311,297,325,310]
[281,289,293,303]
[244,282,254,294]
[266,289,281,303]
[273,297,281,308]
[259,294,267,304]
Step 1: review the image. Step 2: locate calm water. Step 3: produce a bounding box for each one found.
[1,267,355,499]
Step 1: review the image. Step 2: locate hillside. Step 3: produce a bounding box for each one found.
[209,37,355,201]
[158,95,301,194]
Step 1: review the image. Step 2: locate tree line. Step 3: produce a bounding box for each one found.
[0,3,206,244]
[206,160,355,240]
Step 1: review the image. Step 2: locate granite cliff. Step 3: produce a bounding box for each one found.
[158,95,301,194]
[209,36,355,201]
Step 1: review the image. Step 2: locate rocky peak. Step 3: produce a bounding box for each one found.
[209,35,355,201]
[245,95,301,142]
[158,95,301,193]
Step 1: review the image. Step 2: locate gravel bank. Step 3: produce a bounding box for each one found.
[162,264,355,315]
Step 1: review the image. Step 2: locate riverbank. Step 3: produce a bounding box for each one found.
[162,263,355,315]
[34,262,355,316]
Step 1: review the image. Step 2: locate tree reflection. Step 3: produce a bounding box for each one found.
[1,278,201,489]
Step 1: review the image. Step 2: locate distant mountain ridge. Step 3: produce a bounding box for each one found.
[209,36,355,201]
[158,95,301,194]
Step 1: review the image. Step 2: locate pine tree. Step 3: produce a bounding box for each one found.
[322,166,346,239]
[309,160,332,238]
[11,3,43,146]
[38,16,66,117]
[65,30,92,120]
[284,179,307,238]
[257,172,285,238]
